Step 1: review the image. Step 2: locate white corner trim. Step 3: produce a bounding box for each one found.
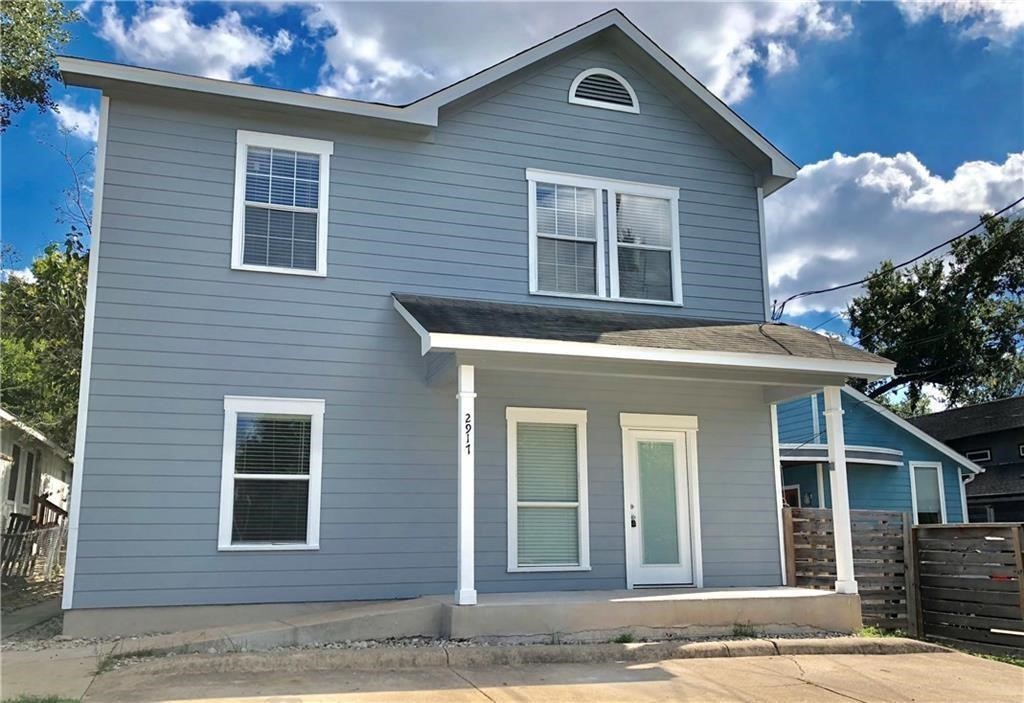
[230,130,333,278]
[909,460,947,525]
[958,467,970,524]
[62,95,110,611]
[756,186,770,322]
[770,405,787,585]
[619,413,698,431]
[506,407,590,572]
[568,67,640,113]
[218,396,324,551]
[424,333,895,379]
[840,386,984,474]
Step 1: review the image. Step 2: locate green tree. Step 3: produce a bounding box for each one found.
[1,232,88,449]
[0,0,79,130]
[848,214,1024,409]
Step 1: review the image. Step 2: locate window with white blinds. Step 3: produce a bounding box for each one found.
[527,169,681,305]
[506,408,590,571]
[219,396,324,550]
[231,131,333,277]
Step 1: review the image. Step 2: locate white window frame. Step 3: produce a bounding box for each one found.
[1019,444,1024,458]
[568,68,640,114]
[526,169,682,306]
[231,130,333,277]
[506,407,590,572]
[218,395,325,551]
[909,460,947,525]
[964,449,991,462]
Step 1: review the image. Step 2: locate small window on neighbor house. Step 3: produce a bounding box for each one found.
[507,408,590,571]
[21,451,35,505]
[569,69,639,113]
[7,444,21,502]
[232,131,333,276]
[1018,444,1024,458]
[219,396,324,550]
[964,449,991,463]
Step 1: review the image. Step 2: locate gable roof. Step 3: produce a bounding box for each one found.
[908,396,1024,442]
[59,9,797,195]
[840,387,983,474]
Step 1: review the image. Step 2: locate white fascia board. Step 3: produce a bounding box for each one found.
[58,57,435,126]
[423,332,895,379]
[0,408,72,459]
[841,385,985,474]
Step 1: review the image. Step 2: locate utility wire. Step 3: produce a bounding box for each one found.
[771,194,1024,321]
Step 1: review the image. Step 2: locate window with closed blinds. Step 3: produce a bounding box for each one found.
[534,182,598,295]
[219,396,324,550]
[614,193,674,301]
[507,408,590,571]
[231,131,333,276]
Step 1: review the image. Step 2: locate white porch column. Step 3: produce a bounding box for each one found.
[455,364,477,605]
[823,386,858,594]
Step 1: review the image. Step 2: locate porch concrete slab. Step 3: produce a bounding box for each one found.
[79,652,1018,703]
[0,642,115,700]
[447,587,861,640]
[2,596,62,638]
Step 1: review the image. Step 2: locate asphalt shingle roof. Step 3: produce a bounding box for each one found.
[393,294,891,366]
[966,461,1024,498]
[908,396,1024,442]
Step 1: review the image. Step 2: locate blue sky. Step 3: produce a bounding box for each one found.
[2,1,1022,339]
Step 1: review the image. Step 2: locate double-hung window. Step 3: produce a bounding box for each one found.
[506,408,590,572]
[231,131,333,276]
[219,396,324,550]
[527,169,681,305]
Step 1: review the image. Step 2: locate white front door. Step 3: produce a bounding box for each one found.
[623,428,695,587]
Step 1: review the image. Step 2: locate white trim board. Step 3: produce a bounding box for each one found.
[840,386,983,474]
[62,95,110,611]
[59,10,797,194]
[506,407,591,573]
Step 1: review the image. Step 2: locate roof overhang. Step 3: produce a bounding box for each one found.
[0,408,72,459]
[58,10,797,194]
[394,298,895,381]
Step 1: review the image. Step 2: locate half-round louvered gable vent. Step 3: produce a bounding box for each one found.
[568,69,639,114]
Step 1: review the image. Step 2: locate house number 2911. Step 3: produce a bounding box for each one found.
[464,413,473,455]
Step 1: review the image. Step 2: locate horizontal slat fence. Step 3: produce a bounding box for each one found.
[784,507,912,632]
[913,523,1024,656]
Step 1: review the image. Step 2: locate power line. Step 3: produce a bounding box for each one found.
[771,194,1024,321]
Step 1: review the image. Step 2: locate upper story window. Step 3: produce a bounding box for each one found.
[569,68,639,114]
[964,449,991,463]
[527,169,681,305]
[231,130,334,277]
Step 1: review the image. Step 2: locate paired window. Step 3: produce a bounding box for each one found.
[527,170,681,305]
[910,462,946,525]
[569,68,639,114]
[506,408,590,572]
[6,444,20,502]
[219,396,324,551]
[964,449,991,463]
[231,131,333,277]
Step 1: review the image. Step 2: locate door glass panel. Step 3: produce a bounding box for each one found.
[638,440,679,565]
[914,466,942,524]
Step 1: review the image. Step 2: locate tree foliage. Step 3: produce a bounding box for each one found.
[1,233,88,449]
[848,214,1024,409]
[0,0,78,130]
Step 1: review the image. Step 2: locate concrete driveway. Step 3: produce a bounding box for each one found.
[82,652,1021,702]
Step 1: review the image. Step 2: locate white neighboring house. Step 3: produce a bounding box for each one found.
[1,408,73,530]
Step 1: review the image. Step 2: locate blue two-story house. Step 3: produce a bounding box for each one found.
[58,11,895,636]
[778,387,982,524]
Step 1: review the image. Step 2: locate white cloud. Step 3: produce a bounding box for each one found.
[1,268,37,284]
[53,99,99,141]
[298,2,852,104]
[98,1,293,81]
[765,151,1024,314]
[898,0,1024,44]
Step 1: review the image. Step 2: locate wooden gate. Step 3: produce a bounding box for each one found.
[783,507,912,631]
[912,523,1024,655]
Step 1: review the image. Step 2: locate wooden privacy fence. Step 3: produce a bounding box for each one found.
[783,507,912,631]
[912,523,1024,656]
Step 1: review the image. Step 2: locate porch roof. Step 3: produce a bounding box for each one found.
[393,294,895,380]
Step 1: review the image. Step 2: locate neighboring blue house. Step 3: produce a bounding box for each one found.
[778,387,982,524]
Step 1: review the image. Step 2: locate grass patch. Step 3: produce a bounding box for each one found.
[857,625,904,638]
[612,633,635,644]
[966,652,1024,668]
[732,623,758,638]
[2,697,80,703]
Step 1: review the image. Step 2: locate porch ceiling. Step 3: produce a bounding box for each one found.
[394,293,894,381]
